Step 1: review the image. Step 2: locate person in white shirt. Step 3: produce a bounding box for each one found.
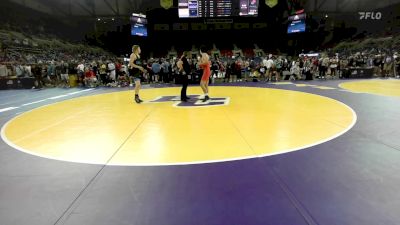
[0,64,7,77]
[24,65,32,77]
[108,61,116,82]
[77,62,85,85]
[264,55,273,80]
[290,61,301,80]
[267,57,275,82]
[383,55,393,78]
[320,56,330,79]
[121,64,128,75]
[15,64,24,77]
[329,57,338,78]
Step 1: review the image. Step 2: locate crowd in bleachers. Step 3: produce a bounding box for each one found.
[0,29,122,89]
[2,30,400,90]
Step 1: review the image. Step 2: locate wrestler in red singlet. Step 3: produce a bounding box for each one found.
[199,46,211,102]
[200,61,211,81]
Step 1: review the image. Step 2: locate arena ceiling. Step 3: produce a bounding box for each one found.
[8,0,400,17]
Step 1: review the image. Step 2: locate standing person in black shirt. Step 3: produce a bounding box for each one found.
[177,51,191,102]
[59,61,69,88]
[32,63,44,89]
[129,45,146,103]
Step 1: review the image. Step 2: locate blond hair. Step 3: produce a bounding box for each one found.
[132,45,140,53]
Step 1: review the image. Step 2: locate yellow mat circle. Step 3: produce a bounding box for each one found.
[1,87,356,166]
[339,79,400,97]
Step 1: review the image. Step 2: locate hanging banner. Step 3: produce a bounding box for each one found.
[265,0,278,8]
[160,0,173,9]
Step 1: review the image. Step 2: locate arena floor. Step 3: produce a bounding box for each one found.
[1,78,400,225]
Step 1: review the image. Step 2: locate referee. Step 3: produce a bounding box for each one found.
[178,51,191,102]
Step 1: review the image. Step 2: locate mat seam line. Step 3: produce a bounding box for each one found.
[221,108,259,157]
[52,103,158,225]
[269,166,320,225]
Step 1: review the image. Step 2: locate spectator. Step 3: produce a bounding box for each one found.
[59,60,69,88]
[151,60,161,83]
[107,61,116,84]
[84,67,97,88]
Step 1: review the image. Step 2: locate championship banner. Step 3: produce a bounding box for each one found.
[253,23,268,29]
[173,23,189,31]
[191,23,208,31]
[265,0,278,8]
[154,24,170,31]
[233,23,250,30]
[160,0,173,9]
[214,23,232,30]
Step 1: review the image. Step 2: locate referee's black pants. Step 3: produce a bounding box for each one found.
[181,74,189,100]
